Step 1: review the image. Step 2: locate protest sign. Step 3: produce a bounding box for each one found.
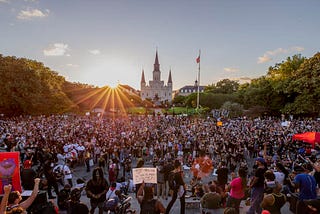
[132,167,157,184]
[0,152,21,194]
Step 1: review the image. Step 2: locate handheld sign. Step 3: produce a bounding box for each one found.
[132,167,157,184]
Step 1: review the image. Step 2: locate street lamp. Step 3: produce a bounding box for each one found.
[172,104,175,116]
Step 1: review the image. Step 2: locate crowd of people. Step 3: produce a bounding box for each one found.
[0,114,320,213]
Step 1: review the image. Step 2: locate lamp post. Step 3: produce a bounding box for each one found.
[172,104,175,116]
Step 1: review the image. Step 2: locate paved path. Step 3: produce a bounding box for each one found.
[65,162,294,214]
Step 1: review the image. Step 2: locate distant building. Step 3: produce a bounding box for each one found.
[140,51,173,102]
[177,80,205,96]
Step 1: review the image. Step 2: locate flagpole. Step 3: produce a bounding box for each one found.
[197,49,201,110]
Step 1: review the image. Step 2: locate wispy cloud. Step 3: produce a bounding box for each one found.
[17,8,49,20]
[66,64,79,68]
[257,55,272,64]
[89,49,101,55]
[43,43,69,56]
[257,46,305,64]
[224,67,239,72]
[0,0,9,3]
[230,77,252,83]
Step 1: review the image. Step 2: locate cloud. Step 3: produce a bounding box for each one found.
[258,55,272,64]
[43,43,69,56]
[66,64,79,68]
[257,46,305,64]
[0,0,9,3]
[224,67,239,72]
[17,8,49,20]
[89,49,101,55]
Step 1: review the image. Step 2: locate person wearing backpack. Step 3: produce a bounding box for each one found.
[137,181,166,214]
[165,159,186,214]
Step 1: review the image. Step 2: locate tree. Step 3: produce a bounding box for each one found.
[221,101,244,118]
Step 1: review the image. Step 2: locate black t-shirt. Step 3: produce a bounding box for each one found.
[217,167,229,185]
[68,201,89,214]
[86,179,108,202]
[253,167,266,187]
[21,168,36,190]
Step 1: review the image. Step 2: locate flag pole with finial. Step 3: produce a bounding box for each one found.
[196,49,201,110]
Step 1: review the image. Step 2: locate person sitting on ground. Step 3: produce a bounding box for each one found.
[137,181,166,214]
[200,183,222,210]
[6,178,40,214]
[261,182,286,214]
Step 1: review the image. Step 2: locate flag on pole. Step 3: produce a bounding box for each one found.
[196,55,200,63]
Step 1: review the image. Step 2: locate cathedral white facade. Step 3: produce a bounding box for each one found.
[140,51,173,103]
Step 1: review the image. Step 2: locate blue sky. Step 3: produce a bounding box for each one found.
[1,0,319,90]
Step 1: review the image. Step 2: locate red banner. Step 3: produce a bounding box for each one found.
[0,152,21,194]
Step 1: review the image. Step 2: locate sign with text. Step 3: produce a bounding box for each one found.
[0,152,22,194]
[132,167,157,184]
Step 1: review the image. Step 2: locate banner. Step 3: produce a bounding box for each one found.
[132,167,157,184]
[0,152,21,194]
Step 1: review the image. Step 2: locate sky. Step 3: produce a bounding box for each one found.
[1,0,319,90]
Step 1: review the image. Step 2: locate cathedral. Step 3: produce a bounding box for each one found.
[140,51,173,103]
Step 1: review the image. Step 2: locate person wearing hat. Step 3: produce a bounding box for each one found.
[246,157,266,214]
[291,163,317,214]
[20,160,36,190]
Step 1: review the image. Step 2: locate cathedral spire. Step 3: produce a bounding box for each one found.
[168,69,172,84]
[141,69,146,84]
[154,50,160,72]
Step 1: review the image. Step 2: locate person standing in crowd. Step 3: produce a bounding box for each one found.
[161,159,174,200]
[246,157,266,214]
[291,163,317,214]
[226,168,247,214]
[216,161,229,192]
[157,160,165,199]
[67,188,89,214]
[85,167,108,214]
[135,158,145,197]
[165,159,186,214]
[261,182,286,214]
[57,184,71,214]
[137,181,166,214]
[20,160,36,190]
[43,159,60,199]
[6,178,40,213]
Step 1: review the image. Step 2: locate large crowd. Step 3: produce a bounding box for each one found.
[0,114,320,214]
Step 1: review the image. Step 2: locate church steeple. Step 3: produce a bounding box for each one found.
[168,69,172,85]
[154,50,159,71]
[153,50,161,81]
[141,69,146,87]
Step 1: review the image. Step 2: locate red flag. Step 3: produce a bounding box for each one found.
[196,56,200,63]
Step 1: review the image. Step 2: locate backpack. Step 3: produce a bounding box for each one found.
[168,171,177,190]
[140,198,158,214]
